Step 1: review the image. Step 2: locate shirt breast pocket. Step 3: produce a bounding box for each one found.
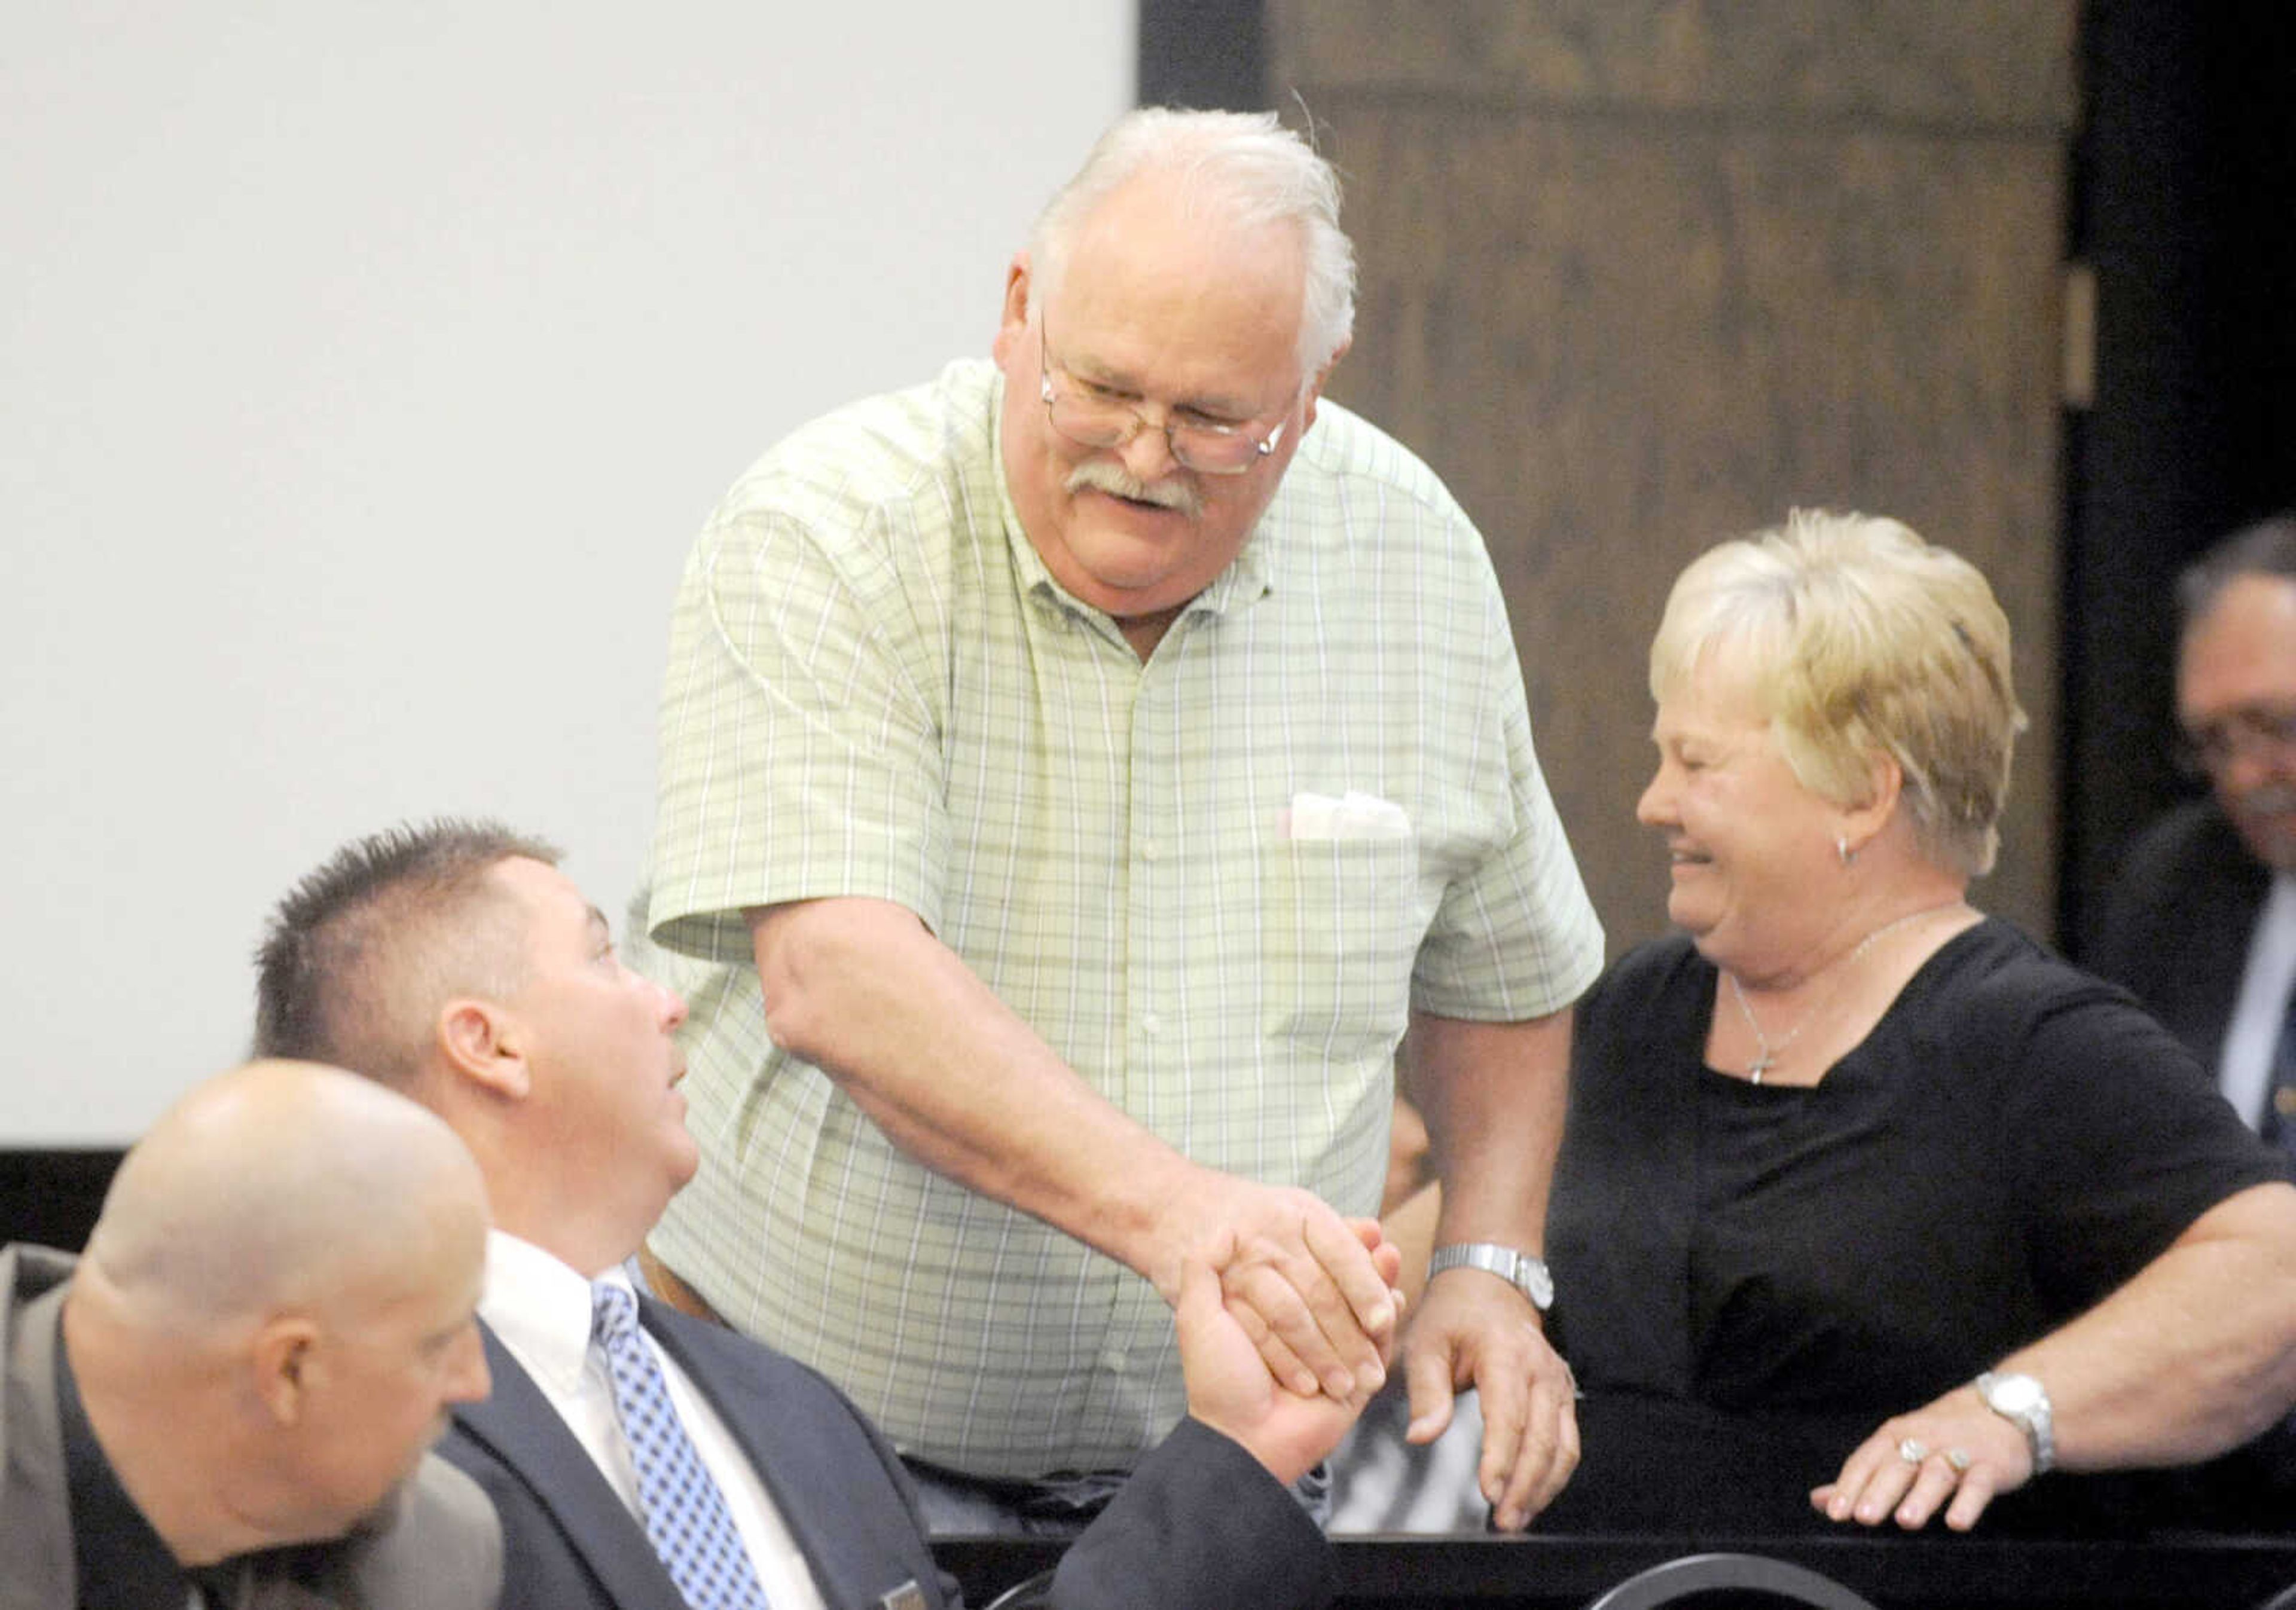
[1263,835,1423,1059]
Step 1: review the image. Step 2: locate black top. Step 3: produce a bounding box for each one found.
[1538,918,2290,1533]
[56,1326,209,1610]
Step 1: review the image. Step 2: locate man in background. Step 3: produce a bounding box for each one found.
[642,103,1601,1536]
[2092,514,2296,1136]
[256,818,1399,1610]
[0,1058,498,1610]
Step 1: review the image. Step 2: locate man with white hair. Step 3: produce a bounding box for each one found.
[642,106,1604,1532]
[0,1058,497,1609]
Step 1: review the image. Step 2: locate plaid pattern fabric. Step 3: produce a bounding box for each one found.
[644,359,1603,1475]
[591,1284,771,1610]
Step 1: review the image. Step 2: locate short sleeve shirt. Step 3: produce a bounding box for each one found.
[644,359,1603,1475]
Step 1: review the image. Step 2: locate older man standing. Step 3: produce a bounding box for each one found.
[2093,515,2296,1136]
[0,1059,497,1610]
[642,107,1603,1533]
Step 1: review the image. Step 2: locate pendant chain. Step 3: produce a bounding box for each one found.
[1725,902,1962,1083]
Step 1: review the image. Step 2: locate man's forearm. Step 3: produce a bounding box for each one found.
[749,896,1199,1277]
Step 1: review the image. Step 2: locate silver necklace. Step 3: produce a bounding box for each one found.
[1724,902,1962,1083]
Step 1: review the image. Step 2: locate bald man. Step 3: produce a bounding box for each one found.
[0,1059,499,1610]
[255,820,1399,1610]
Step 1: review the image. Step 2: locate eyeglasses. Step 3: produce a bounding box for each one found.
[1037,322,1292,476]
[2178,704,2296,774]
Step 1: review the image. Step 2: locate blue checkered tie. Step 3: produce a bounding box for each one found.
[591,1282,773,1610]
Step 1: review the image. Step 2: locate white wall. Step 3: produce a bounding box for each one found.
[2,4,1133,1142]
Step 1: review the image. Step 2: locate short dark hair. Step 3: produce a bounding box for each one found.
[2179,513,2296,636]
[254,818,560,1088]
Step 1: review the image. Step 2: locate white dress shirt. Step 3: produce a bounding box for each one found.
[480,1231,829,1610]
[2218,874,2296,1132]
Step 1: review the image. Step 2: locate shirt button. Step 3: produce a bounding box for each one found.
[1140,1011,1163,1037]
[1140,841,1161,862]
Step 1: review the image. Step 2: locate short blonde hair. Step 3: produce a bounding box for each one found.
[1649,510,2027,876]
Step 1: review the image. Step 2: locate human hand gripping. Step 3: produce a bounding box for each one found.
[1170,1174,1400,1404]
[1180,1220,1407,1484]
[1402,1265,1580,1532]
[1811,1386,2034,1532]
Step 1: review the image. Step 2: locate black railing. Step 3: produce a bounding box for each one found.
[935,1530,2296,1610]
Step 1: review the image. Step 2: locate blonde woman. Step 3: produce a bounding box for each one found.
[1543,512,2296,1534]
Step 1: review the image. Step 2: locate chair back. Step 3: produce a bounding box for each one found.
[1584,1551,1880,1610]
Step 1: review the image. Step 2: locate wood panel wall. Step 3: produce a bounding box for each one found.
[1268,0,2079,953]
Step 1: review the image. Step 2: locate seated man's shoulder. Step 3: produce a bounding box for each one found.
[2,1242,75,1301]
[2122,796,2246,876]
[2090,798,2263,980]
[646,1302,895,1447]
[297,1455,500,1610]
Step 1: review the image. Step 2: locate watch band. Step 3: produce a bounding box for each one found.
[1975,1370,2056,1474]
[1427,1241,1553,1310]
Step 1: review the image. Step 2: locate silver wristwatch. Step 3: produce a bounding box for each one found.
[1974,1370,2055,1474]
[1427,1242,1553,1311]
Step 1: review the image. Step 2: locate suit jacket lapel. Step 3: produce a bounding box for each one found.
[454,1322,686,1610]
[641,1300,937,1610]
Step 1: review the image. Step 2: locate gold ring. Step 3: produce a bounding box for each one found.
[1946,1447,1973,1473]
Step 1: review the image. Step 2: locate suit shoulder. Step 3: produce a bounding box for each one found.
[2090,799,2264,972]
[326,1455,501,1610]
[2120,798,2246,879]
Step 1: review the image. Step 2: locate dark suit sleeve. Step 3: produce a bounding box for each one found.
[1048,1419,1331,1610]
[2083,802,2265,1074]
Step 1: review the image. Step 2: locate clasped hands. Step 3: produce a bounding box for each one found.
[1170,1181,1578,1529]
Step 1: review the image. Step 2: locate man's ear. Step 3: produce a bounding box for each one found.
[991,252,1033,369]
[250,1316,320,1426]
[438,998,529,1100]
[1299,335,1351,435]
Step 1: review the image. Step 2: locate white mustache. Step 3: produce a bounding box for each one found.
[1066,460,1201,518]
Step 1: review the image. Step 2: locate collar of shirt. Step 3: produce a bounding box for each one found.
[2221,872,2296,1125]
[475,1231,833,1610]
[479,1228,613,1397]
[55,1325,202,1610]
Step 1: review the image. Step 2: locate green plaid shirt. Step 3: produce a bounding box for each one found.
[644,359,1602,1475]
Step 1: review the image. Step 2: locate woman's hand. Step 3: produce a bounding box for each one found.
[1812,1385,2034,1531]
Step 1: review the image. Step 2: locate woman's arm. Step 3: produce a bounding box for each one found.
[1815,1180,2296,1530]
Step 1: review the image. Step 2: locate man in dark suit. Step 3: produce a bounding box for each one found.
[254,820,1399,1610]
[2092,515,2296,1132]
[1,1059,499,1610]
